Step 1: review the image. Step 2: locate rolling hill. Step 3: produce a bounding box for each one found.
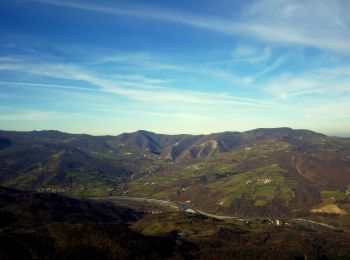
[1,128,350,219]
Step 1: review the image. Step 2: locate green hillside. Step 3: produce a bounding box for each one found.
[1,128,350,218]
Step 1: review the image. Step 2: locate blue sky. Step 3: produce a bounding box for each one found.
[1,0,350,135]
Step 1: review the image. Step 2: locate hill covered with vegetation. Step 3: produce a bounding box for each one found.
[1,128,350,220]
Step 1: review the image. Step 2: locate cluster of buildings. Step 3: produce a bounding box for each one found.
[254,218,289,226]
[256,177,272,184]
[148,209,162,214]
[144,181,158,186]
[36,186,84,193]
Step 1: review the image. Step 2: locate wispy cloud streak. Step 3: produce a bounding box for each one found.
[0,56,284,108]
[33,0,350,53]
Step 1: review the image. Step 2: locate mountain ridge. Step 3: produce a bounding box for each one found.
[0,126,331,138]
[1,127,350,219]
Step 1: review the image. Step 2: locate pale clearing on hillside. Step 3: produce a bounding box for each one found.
[311,204,349,215]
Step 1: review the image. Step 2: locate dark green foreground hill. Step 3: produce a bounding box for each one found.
[0,186,184,259]
[1,186,350,259]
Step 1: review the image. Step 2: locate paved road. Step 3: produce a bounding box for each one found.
[95,196,340,230]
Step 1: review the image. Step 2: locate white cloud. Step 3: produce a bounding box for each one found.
[95,53,251,87]
[231,45,271,64]
[0,111,87,121]
[262,67,350,99]
[243,0,350,53]
[255,52,293,78]
[32,0,350,54]
[0,81,100,93]
[0,56,283,108]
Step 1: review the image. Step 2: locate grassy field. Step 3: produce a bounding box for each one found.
[126,150,295,215]
[320,190,347,205]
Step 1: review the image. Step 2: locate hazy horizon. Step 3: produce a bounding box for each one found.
[1,127,350,138]
[1,0,350,135]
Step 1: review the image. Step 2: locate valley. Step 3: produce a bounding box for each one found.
[1,127,350,258]
[1,128,350,221]
[1,186,350,259]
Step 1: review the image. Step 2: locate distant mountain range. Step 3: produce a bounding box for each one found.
[1,128,350,218]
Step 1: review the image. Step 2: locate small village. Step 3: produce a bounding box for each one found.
[37,186,85,193]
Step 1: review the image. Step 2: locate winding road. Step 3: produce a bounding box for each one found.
[94,196,341,230]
